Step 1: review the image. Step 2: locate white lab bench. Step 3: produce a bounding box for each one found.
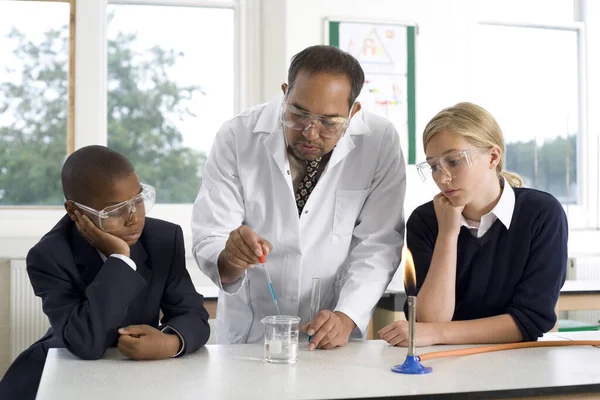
[36,332,600,400]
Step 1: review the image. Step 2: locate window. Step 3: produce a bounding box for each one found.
[474,0,575,24]
[470,24,581,204]
[106,4,235,204]
[0,1,71,206]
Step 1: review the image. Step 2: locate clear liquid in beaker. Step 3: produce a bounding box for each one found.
[261,315,300,364]
[265,339,298,364]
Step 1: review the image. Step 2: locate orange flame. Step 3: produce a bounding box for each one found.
[403,247,417,295]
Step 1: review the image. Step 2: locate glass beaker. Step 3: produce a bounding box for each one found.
[260,315,300,364]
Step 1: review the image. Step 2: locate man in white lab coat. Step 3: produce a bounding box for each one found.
[192,45,406,348]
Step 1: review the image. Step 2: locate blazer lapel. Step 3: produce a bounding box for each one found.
[129,240,150,282]
[123,238,153,324]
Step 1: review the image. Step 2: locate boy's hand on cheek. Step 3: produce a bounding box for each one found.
[117,325,181,360]
[73,211,130,258]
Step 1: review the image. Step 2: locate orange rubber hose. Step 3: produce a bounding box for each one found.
[418,340,600,361]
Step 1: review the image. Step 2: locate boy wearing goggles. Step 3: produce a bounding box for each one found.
[1,146,210,400]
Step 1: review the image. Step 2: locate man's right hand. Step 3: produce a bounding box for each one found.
[218,225,272,284]
[72,210,131,258]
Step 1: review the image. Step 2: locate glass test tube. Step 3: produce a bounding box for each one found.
[308,277,321,341]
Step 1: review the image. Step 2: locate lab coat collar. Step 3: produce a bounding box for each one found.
[262,94,366,178]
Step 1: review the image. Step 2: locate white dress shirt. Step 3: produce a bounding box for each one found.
[461,178,515,238]
[97,251,137,271]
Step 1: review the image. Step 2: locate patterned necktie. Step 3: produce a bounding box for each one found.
[295,157,322,216]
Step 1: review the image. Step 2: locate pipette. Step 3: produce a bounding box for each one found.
[260,255,281,315]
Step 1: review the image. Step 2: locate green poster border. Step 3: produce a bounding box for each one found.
[327,20,417,164]
[406,26,416,165]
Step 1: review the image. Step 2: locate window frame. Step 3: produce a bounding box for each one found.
[100,0,257,229]
[0,0,76,197]
[0,0,259,235]
[469,19,596,229]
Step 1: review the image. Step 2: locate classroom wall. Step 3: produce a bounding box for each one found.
[261,0,287,102]
[263,0,473,157]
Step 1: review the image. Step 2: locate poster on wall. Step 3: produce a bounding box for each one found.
[325,19,417,164]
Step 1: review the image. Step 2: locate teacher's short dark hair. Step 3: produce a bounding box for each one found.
[287,45,365,108]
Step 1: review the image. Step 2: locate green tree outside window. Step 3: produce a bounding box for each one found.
[0,24,207,205]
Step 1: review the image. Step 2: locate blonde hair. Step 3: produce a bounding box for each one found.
[422,102,523,188]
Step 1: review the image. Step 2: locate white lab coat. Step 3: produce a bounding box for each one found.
[192,94,406,344]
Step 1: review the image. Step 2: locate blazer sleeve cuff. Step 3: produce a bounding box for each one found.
[161,325,185,357]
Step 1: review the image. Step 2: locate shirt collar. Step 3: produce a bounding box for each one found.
[492,177,515,229]
[97,250,107,262]
[460,177,515,230]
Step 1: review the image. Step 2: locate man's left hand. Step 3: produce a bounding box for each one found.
[118,325,181,360]
[303,310,356,350]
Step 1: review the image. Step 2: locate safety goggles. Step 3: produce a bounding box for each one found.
[281,103,351,139]
[69,183,156,232]
[416,149,487,183]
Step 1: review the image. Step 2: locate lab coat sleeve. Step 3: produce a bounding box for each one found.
[191,122,248,295]
[334,124,406,337]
